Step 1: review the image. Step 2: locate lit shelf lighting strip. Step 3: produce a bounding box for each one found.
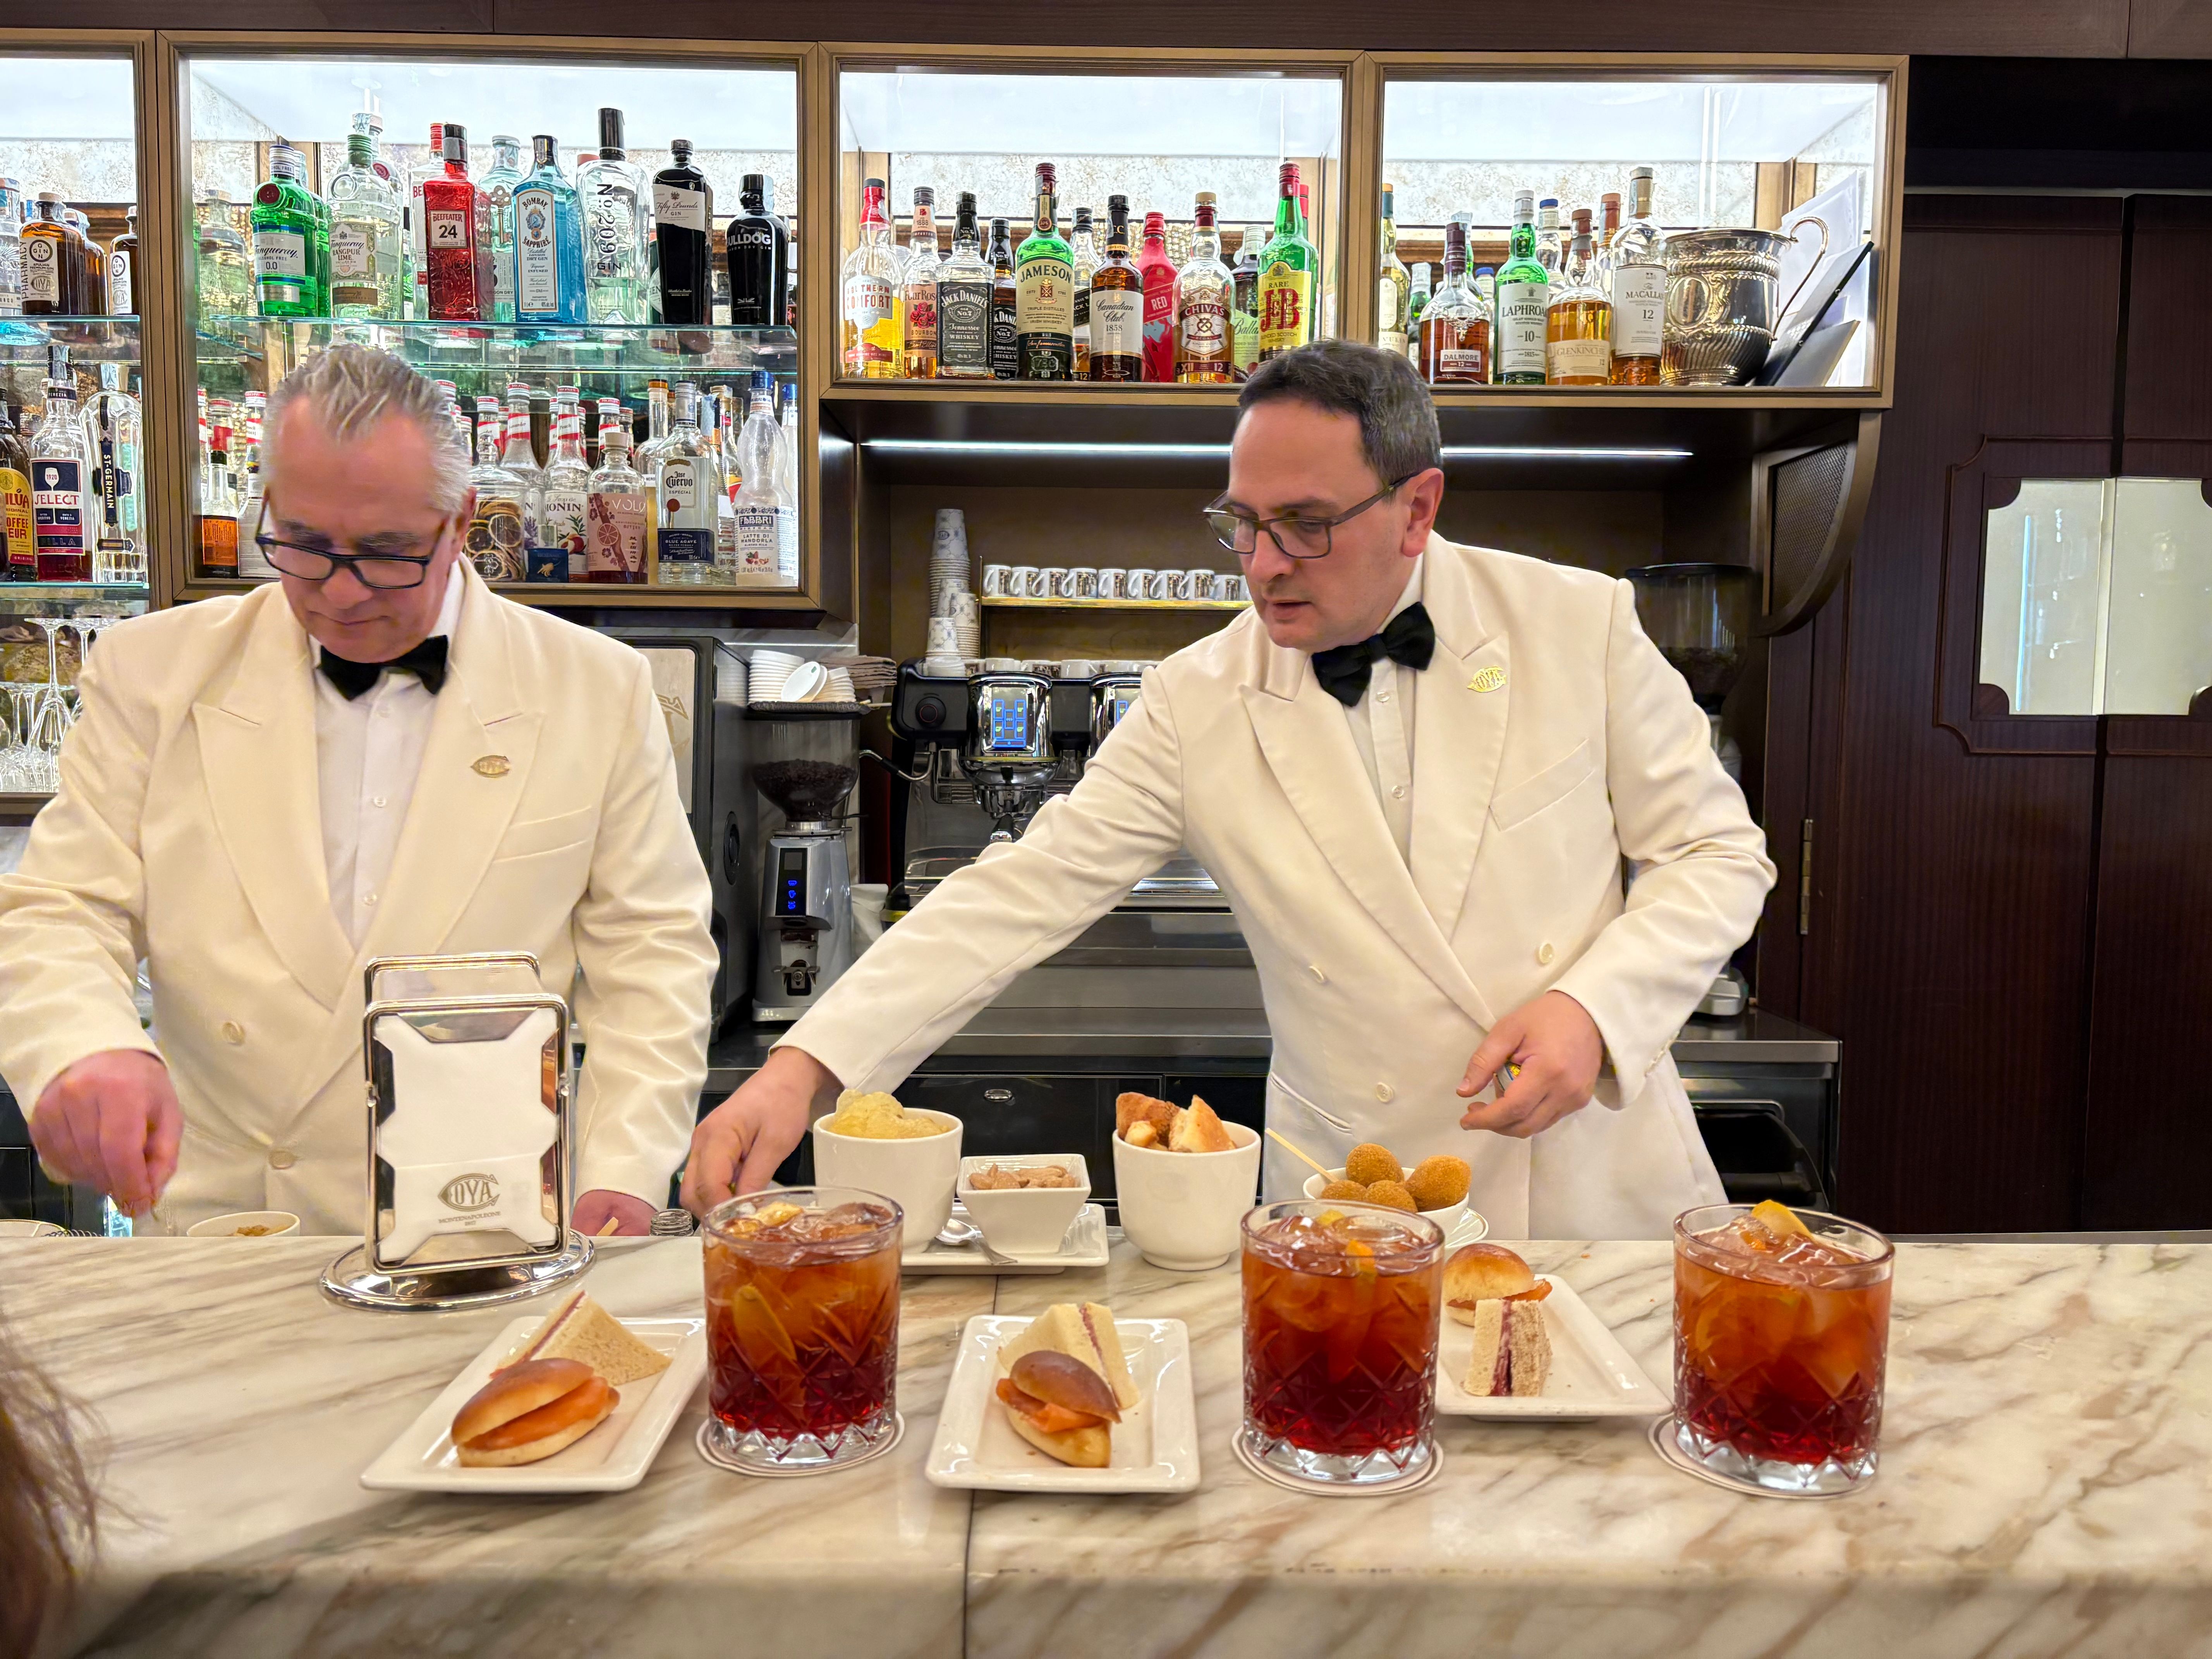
[859,440,1693,460]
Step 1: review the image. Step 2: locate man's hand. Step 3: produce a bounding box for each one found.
[680,1046,842,1216]
[30,1050,181,1217]
[574,1189,656,1237]
[1456,991,1606,1140]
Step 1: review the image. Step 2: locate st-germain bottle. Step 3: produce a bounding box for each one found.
[1256,163,1318,362]
[251,146,326,318]
[1087,195,1143,383]
[933,191,992,381]
[725,172,789,331]
[328,113,402,320]
[1014,162,1075,380]
[841,177,902,378]
[901,185,940,378]
[577,109,648,325]
[1608,165,1665,385]
[652,138,713,326]
[1175,192,1233,384]
[585,397,647,584]
[1136,210,1177,383]
[1494,190,1550,385]
[1419,222,1490,385]
[988,216,1018,380]
[655,382,723,586]
[513,136,586,325]
[421,124,493,321]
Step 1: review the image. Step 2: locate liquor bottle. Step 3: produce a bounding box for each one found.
[577,109,649,325]
[1068,205,1099,376]
[776,384,799,507]
[1609,166,1665,386]
[1374,184,1412,358]
[1598,192,1623,274]
[1012,164,1075,381]
[1135,210,1177,382]
[498,385,544,566]
[0,401,34,579]
[1420,223,1490,385]
[479,134,525,323]
[585,396,648,584]
[0,179,21,316]
[109,208,138,316]
[725,173,789,331]
[19,194,75,316]
[1087,196,1144,383]
[1494,191,1550,385]
[901,186,940,379]
[1535,197,1563,279]
[67,208,108,316]
[934,192,993,381]
[987,216,1018,380]
[655,382,723,587]
[651,138,713,326]
[541,390,591,580]
[328,115,403,321]
[513,136,587,325]
[636,378,672,479]
[464,398,527,582]
[732,370,795,589]
[1547,223,1613,386]
[251,150,324,318]
[1175,192,1233,384]
[1229,225,1261,378]
[422,125,492,321]
[842,177,902,379]
[405,123,443,320]
[30,374,91,581]
[1406,261,1431,362]
[1256,163,1319,362]
[198,414,239,578]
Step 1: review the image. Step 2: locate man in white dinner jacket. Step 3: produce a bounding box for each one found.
[687,341,1774,1239]
[0,345,716,1237]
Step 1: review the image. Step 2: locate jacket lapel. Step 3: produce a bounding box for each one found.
[1409,540,1512,943]
[1240,630,1494,1030]
[191,588,354,1010]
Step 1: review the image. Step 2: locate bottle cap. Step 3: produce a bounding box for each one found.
[742,172,769,205]
[443,126,468,163]
[671,137,693,160]
[1108,192,1128,214]
[864,176,886,191]
[597,108,625,155]
[1278,161,1300,192]
[1514,189,1535,218]
[913,184,934,206]
[1035,161,1056,189]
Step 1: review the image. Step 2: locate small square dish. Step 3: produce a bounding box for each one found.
[361,1312,706,1492]
[957,1154,1091,1255]
[902,1202,1109,1273]
[1436,1275,1667,1420]
[926,1313,1199,1492]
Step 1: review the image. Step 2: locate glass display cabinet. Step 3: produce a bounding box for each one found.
[166,40,809,606]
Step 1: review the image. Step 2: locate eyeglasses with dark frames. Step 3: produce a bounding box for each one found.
[251,497,453,590]
[1200,474,1418,560]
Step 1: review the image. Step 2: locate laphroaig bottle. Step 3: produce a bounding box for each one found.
[1174,193,1233,384]
[1013,163,1075,381]
[540,390,591,581]
[251,146,325,318]
[585,398,648,584]
[732,370,795,589]
[1135,210,1176,383]
[1256,163,1318,362]
[933,191,993,381]
[840,177,901,378]
[725,173,790,331]
[513,136,587,325]
[1494,190,1550,385]
[0,400,34,579]
[652,138,714,326]
[30,375,91,581]
[654,382,722,586]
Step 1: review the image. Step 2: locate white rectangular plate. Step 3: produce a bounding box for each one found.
[361,1313,706,1492]
[926,1313,1199,1492]
[1437,1276,1668,1419]
[902,1202,1109,1274]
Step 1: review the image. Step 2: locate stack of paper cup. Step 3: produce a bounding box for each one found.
[714,646,748,704]
[748,649,803,703]
[924,617,964,677]
[929,509,981,658]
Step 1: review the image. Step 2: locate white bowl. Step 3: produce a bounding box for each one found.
[811,1109,963,1249]
[186,1209,301,1238]
[0,1218,66,1238]
[1111,1120,1262,1272]
[1300,1168,1467,1238]
[956,1154,1091,1255]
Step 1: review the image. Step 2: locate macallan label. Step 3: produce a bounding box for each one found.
[1258,263,1311,352]
[1612,263,1666,357]
[1496,282,1549,373]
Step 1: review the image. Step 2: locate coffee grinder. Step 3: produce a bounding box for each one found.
[748,705,863,1022]
[1626,563,1760,1015]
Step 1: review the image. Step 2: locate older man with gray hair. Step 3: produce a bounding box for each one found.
[0,345,716,1237]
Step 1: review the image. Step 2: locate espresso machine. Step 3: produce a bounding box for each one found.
[748,704,864,1022]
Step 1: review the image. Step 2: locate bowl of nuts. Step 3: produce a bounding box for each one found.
[957,1155,1091,1255]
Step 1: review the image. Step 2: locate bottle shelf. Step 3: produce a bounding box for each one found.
[197,316,799,378]
[0,790,56,816]
[981,595,1247,612]
[0,315,141,359]
[0,582,151,600]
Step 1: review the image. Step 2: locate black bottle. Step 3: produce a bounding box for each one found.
[988,216,1018,380]
[724,172,789,330]
[651,137,714,326]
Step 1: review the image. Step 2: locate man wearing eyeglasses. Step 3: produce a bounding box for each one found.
[0,345,716,1238]
[686,340,1772,1239]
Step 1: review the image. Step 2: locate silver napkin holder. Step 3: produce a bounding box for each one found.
[319,952,595,1311]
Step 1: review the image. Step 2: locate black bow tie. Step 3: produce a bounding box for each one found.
[318,636,450,701]
[1310,602,1436,707]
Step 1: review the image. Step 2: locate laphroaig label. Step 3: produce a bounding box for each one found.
[1496,281,1549,375]
[1257,263,1311,355]
[1611,263,1666,357]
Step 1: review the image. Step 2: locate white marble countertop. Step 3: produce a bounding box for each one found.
[6,1236,2210,1659]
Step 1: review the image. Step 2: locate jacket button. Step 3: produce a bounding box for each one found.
[268,1149,296,1171]
[1537,942,1556,965]
[1374,1082,1395,1103]
[1308,964,1327,984]
[220,1020,245,1045]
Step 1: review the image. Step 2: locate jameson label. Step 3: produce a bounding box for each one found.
[1016,257,1075,378]
[1547,337,1612,381]
[1180,297,1229,361]
[1612,263,1666,357]
[937,279,991,370]
[252,229,307,279]
[1496,282,1549,374]
[586,489,646,577]
[653,182,708,233]
[516,189,558,312]
[1257,262,1311,354]
[1091,288,1142,361]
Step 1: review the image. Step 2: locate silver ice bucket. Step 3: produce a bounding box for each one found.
[1661,221,1827,386]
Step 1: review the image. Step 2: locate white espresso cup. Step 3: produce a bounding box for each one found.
[1067,567,1099,598]
[811,1109,965,1248]
[1094,568,1127,600]
[1186,567,1217,597]
[1141,568,1176,601]
[1044,567,1075,598]
[1112,1119,1262,1271]
[1011,565,1044,598]
[981,564,1014,597]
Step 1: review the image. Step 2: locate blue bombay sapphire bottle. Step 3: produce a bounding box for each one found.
[511,134,586,325]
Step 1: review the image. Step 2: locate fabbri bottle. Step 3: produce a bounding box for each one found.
[512,136,586,325]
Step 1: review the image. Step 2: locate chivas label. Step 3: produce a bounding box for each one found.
[1611,263,1666,357]
[937,280,991,369]
[1257,263,1311,354]
[1496,282,1549,373]
[585,489,646,577]
[1178,297,1229,360]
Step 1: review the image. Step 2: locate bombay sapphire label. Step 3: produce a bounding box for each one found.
[516,188,558,313]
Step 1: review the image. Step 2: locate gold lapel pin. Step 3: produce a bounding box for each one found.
[472,755,512,778]
[1468,665,1507,694]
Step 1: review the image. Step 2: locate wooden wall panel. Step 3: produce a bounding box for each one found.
[1808,196,2124,1234]
[2121,195,2212,478]
[0,0,490,29]
[2125,0,2212,56]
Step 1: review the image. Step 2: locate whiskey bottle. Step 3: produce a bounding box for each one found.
[1419,222,1489,385]
[1136,210,1177,382]
[1546,223,1613,385]
[934,191,993,381]
[585,397,649,584]
[725,173,789,331]
[1376,183,1411,359]
[1406,261,1431,363]
[988,216,1018,380]
[1068,206,1099,376]
[1494,191,1549,385]
[1087,195,1144,383]
[1229,224,1261,378]
[1014,163,1075,380]
[901,186,941,379]
[1256,163,1317,362]
[1608,166,1664,386]
[841,177,902,378]
[652,138,714,326]
[1175,192,1233,384]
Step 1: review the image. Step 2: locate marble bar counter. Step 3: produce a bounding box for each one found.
[5,1236,2210,1658]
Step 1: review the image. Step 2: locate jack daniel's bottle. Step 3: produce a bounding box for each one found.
[933,192,993,380]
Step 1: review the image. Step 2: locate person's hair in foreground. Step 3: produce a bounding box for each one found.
[0,1314,97,1656]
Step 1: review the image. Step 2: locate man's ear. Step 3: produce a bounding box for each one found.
[1402,466,1445,552]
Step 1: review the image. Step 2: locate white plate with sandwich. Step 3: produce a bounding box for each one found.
[1434,1243,1668,1420]
[926,1302,1200,1492]
[361,1290,707,1492]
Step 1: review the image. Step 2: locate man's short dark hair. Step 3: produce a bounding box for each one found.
[1238,340,1443,484]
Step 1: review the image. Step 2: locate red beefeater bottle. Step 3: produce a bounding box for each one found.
[421,122,492,321]
[1136,209,1178,383]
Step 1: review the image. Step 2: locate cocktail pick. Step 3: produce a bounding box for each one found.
[1264,1128,1332,1180]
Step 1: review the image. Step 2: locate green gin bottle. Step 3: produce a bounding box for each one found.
[250,144,326,318]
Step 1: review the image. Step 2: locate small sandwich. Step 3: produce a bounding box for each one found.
[994,1301,1139,1468]
[500,1289,671,1386]
[1446,1243,1554,1399]
[451,1357,617,1467]
[1115,1091,1237,1153]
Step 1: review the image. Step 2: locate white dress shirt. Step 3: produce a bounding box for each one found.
[315,569,464,948]
[1340,555,1424,864]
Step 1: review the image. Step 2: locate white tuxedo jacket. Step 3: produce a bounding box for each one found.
[788,536,1774,1239]
[0,568,717,1236]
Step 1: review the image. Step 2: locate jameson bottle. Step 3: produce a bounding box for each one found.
[1013,163,1075,380]
[651,138,714,326]
[934,191,993,380]
[1257,162,1318,361]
